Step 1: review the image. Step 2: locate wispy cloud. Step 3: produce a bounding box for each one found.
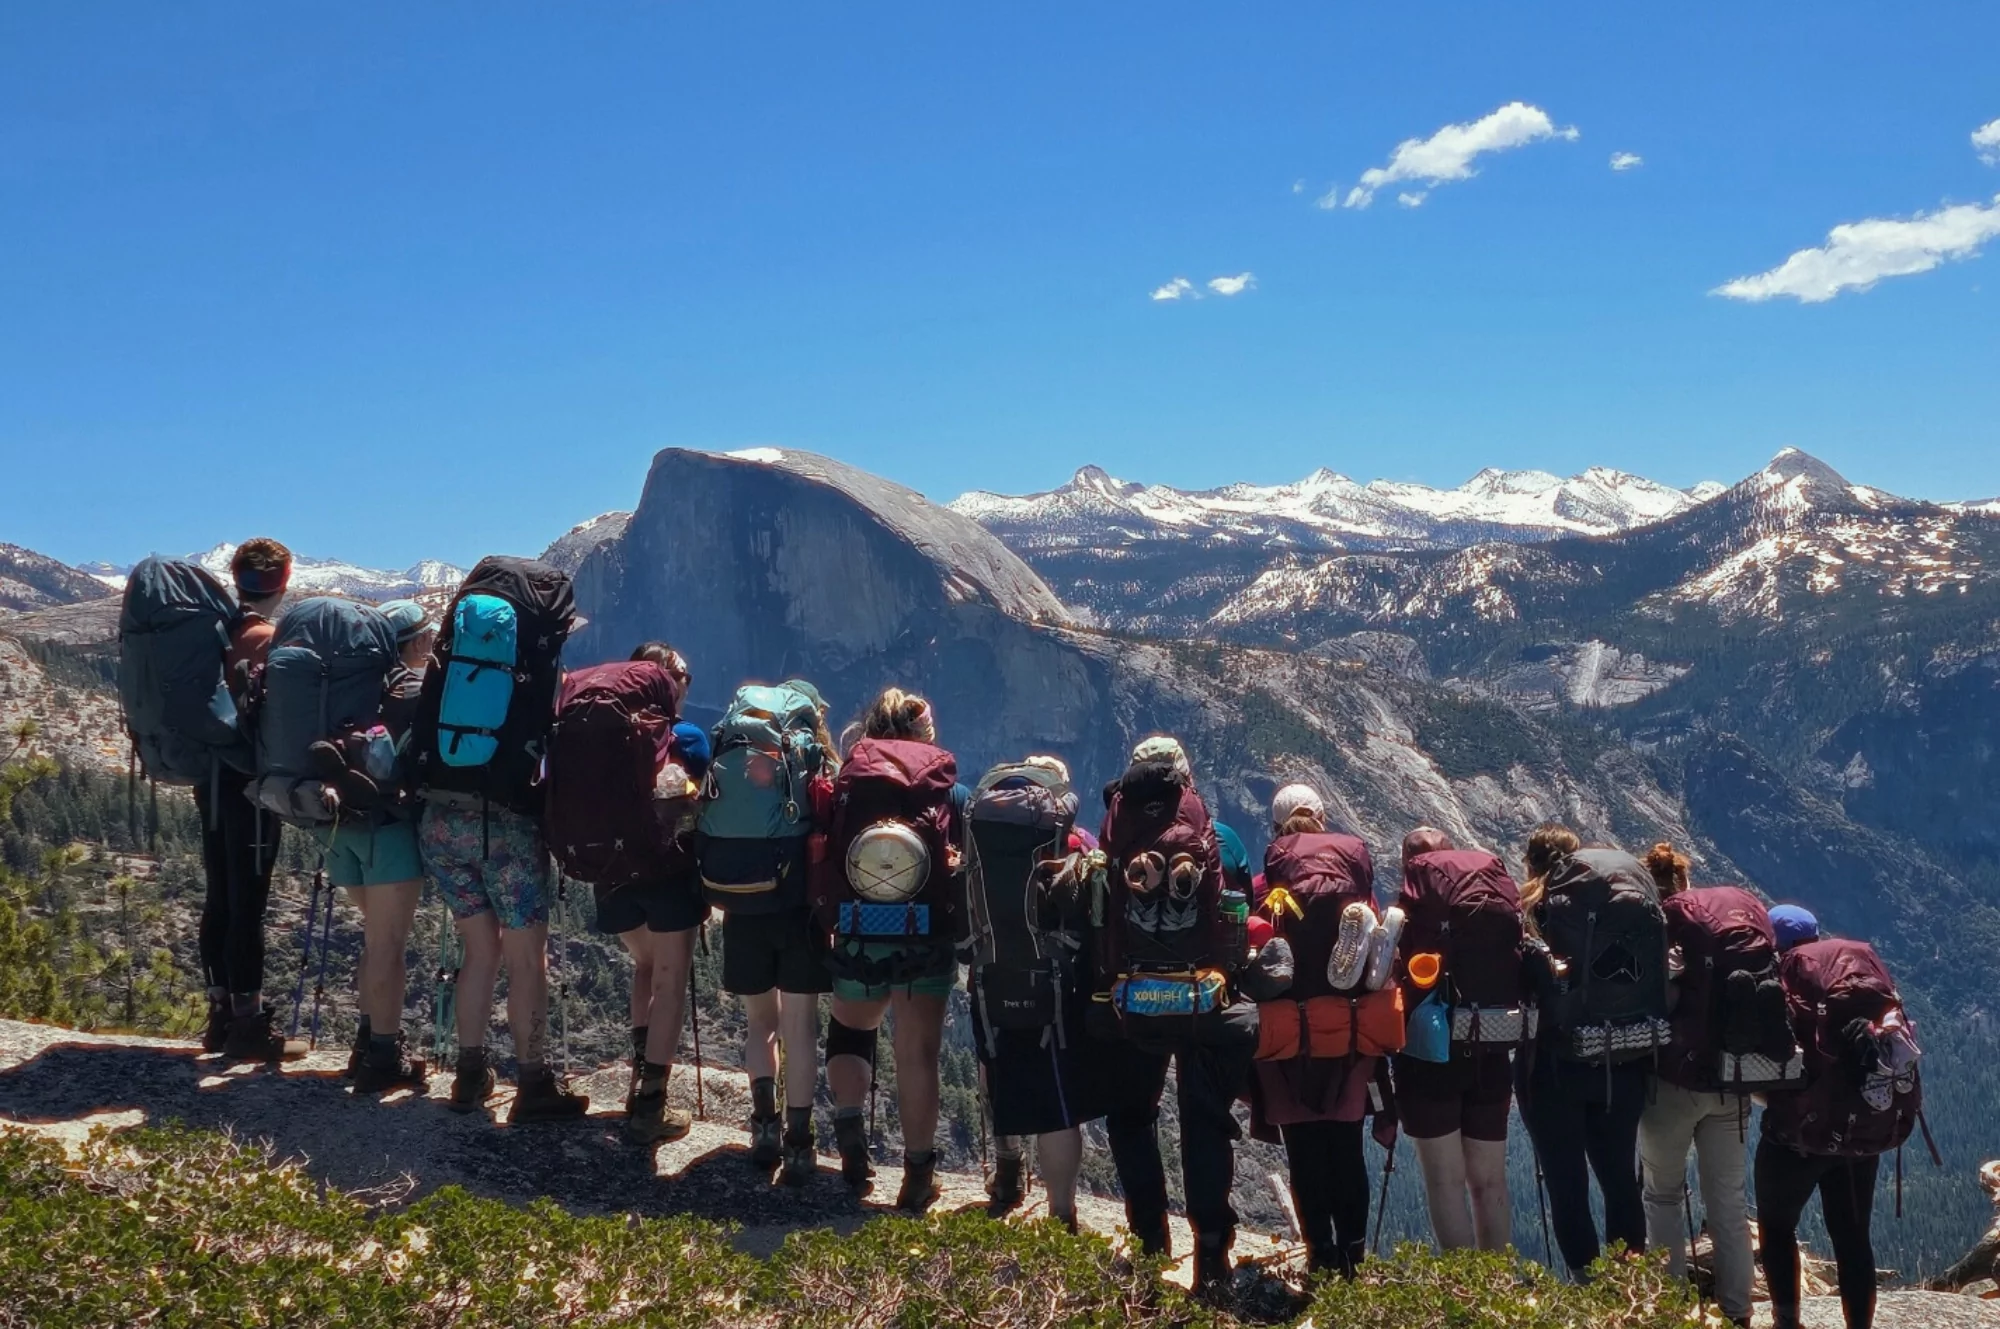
[1334,102,1579,209]
[1976,118,2000,167]
[1150,277,1196,302]
[1206,273,1255,296]
[1714,195,2000,302]
[1609,151,1643,172]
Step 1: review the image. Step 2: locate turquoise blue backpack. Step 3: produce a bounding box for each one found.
[696,683,825,913]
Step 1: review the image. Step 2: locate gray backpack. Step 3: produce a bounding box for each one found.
[248,597,399,826]
[117,556,251,785]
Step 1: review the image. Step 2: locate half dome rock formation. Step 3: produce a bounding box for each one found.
[567,447,1097,775]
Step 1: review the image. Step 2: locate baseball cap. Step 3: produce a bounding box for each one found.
[378,599,435,645]
[1770,905,1820,952]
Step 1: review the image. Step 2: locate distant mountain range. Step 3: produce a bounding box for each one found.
[78,544,466,604]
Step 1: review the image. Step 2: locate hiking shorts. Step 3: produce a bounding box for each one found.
[1393,1050,1515,1141]
[830,942,960,1002]
[419,804,551,931]
[721,909,832,996]
[315,817,424,889]
[594,873,708,936]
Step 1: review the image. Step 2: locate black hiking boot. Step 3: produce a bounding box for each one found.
[896,1150,941,1214]
[747,1113,783,1171]
[780,1130,817,1187]
[1192,1232,1234,1307]
[343,1023,369,1079]
[509,1067,588,1124]
[624,1087,692,1144]
[833,1113,874,1192]
[449,1048,496,1114]
[986,1152,1026,1218]
[222,1006,308,1064]
[353,1036,427,1095]
[201,997,229,1055]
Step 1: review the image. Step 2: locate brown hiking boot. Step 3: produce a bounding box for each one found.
[624,1088,692,1144]
[747,1113,784,1171]
[780,1131,817,1187]
[222,1007,308,1063]
[896,1151,941,1214]
[834,1113,874,1191]
[353,1036,427,1095]
[509,1067,588,1124]
[987,1152,1026,1217]
[449,1048,496,1114]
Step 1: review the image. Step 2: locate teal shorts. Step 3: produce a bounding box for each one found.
[315,817,424,889]
[831,943,961,1002]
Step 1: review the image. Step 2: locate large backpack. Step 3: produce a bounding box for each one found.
[544,661,687,888]
[246,597,400,826]
[818,737,960,985]
[1764,939,1929,1160]
[117,556,252,786]
[1661,886,1802,1093]
[1261,832,1375,1001]
[1398,849,1536,1050]
[411,557,575,817]
[695,683,826,913]
[964,762,1081,1054]
[1536,848,1671,1065]
[1094,758,1225,1028]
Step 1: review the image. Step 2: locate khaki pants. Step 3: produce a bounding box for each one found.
[1639,1080,1753,1321]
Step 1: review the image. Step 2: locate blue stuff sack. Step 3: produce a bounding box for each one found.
[1405,988,1452,1063]
[437,594,517,768]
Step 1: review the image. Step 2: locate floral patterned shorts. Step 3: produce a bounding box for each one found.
[419,804,551,931]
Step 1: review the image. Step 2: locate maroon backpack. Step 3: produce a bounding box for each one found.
[544,661,686,888]
[1397,849,1525,1011]
[1661,886,1798,1092]
[1097,758,1221,981]
[816,738,960,982]
[1261,832,1375,1000]
[1763,939,1930,1160]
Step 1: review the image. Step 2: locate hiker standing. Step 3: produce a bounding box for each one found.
[1757,908,1930,1329]
[1638,843,1797,1328]
[410,557,584,1123]
[1092,735,1258,1299]
[819,689,964,1212]
[697,679,838,1185]
[1516,824,1667,1277]
[962,756,1109,1231]
[1392,827,1525,1253]
[1245,786,1399,1279]
[547,642,709,1144]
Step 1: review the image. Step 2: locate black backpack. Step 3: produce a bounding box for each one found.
[1537,848,1671,1064]
[116,556,252,786]
[964,762,1081,1055]
[411,556,575,817]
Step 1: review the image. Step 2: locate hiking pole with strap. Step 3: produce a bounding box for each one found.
[307,857,336,1049]
[687,964,705,1121]
[431,892,461,1069]
[1372,1138,1397,1258]
[288,861,325,1038]
[1535,1160,1554,1270]
[552,868,571,1075]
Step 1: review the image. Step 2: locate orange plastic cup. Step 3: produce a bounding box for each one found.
[1408,952,1442,989]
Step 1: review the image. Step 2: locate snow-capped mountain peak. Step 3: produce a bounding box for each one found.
[84,545,467,603]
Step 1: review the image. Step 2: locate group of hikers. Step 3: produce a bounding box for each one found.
[116,538,1934,1329]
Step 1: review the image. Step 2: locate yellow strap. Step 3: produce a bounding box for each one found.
[1262,885,1304,921]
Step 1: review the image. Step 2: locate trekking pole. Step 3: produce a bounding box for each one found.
[1372,1138,1397,1258]
[307,858,335,1049]
[553,870,571,1075]
[688,965,705,1121]
[432,894,461,1069]
[288,863,324,1038]
[1535,1162,1554,1270]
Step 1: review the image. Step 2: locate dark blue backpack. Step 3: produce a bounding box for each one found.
[117,556,252,785]
[248,597,400,826]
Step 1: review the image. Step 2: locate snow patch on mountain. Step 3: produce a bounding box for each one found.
[952,462,1723,552]
[85,546,466,602]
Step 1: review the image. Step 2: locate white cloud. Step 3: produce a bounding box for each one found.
[1291,178,1306,195]
[1314,186,1342,211]
[1975,118,2000,166]
[1338,102,1579,209]
[1714,195,2000,302]
[1397,192,1426,208]
[1206,272,1255,296]
[1150,277,1196,302]
[1610,151,1643,172]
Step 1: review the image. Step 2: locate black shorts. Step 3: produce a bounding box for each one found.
[969,983,1111,1137]
[592,874,708,936]
[721,908,832,996]
[1393,1050,1514,1141]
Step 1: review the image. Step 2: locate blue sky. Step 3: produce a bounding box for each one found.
[3,3,1997,569]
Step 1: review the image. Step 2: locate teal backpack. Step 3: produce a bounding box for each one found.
[696,683,825,913]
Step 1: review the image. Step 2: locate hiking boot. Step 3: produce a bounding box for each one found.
[987,1152,1026,1217]
[449,1048,496,1114]
[780,1131,817,1187]
[624,1089,692,1144]
[353,1037,427,1095]
[896,1151,941,1214]
[747,1113,784,1171]
[509,1067,588,1124]
[201,998,230,1055]
[1192,1232,1234,1306]
[1129,1212,1172,1259]
[343,1024,368,1079]
[833,1113,874,1191]
[222,1007,308,1064]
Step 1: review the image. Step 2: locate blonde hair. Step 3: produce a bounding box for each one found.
[859,687,936,745]
[1644,842,1691,898]
[1277,806,1325,837]
[1519,822,1581,922]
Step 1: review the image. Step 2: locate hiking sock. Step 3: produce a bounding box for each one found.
[784,1105,812,1143]
[636,1061,669,1096]
[752,1076,779,1121]
[631,1026,649,1063]
[356,1015,373,1044]
[833,1105,864,1126]
[230,990,263,1019]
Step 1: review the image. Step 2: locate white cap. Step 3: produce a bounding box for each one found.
[1271,783,1325,831]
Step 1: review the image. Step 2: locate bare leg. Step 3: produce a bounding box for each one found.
[643,929,695,1068]
[1465,1136,1513,1252]
[890,991,946,1154]
[777,991,821,1110]
[743,989,781,1083]
[453,911,501,1050]
[828,994,889,1110]
[499,922,551,1068]
[1414,1131,1477,1250]
[621,929,655,1029]
[1037,1127,1084,1221]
